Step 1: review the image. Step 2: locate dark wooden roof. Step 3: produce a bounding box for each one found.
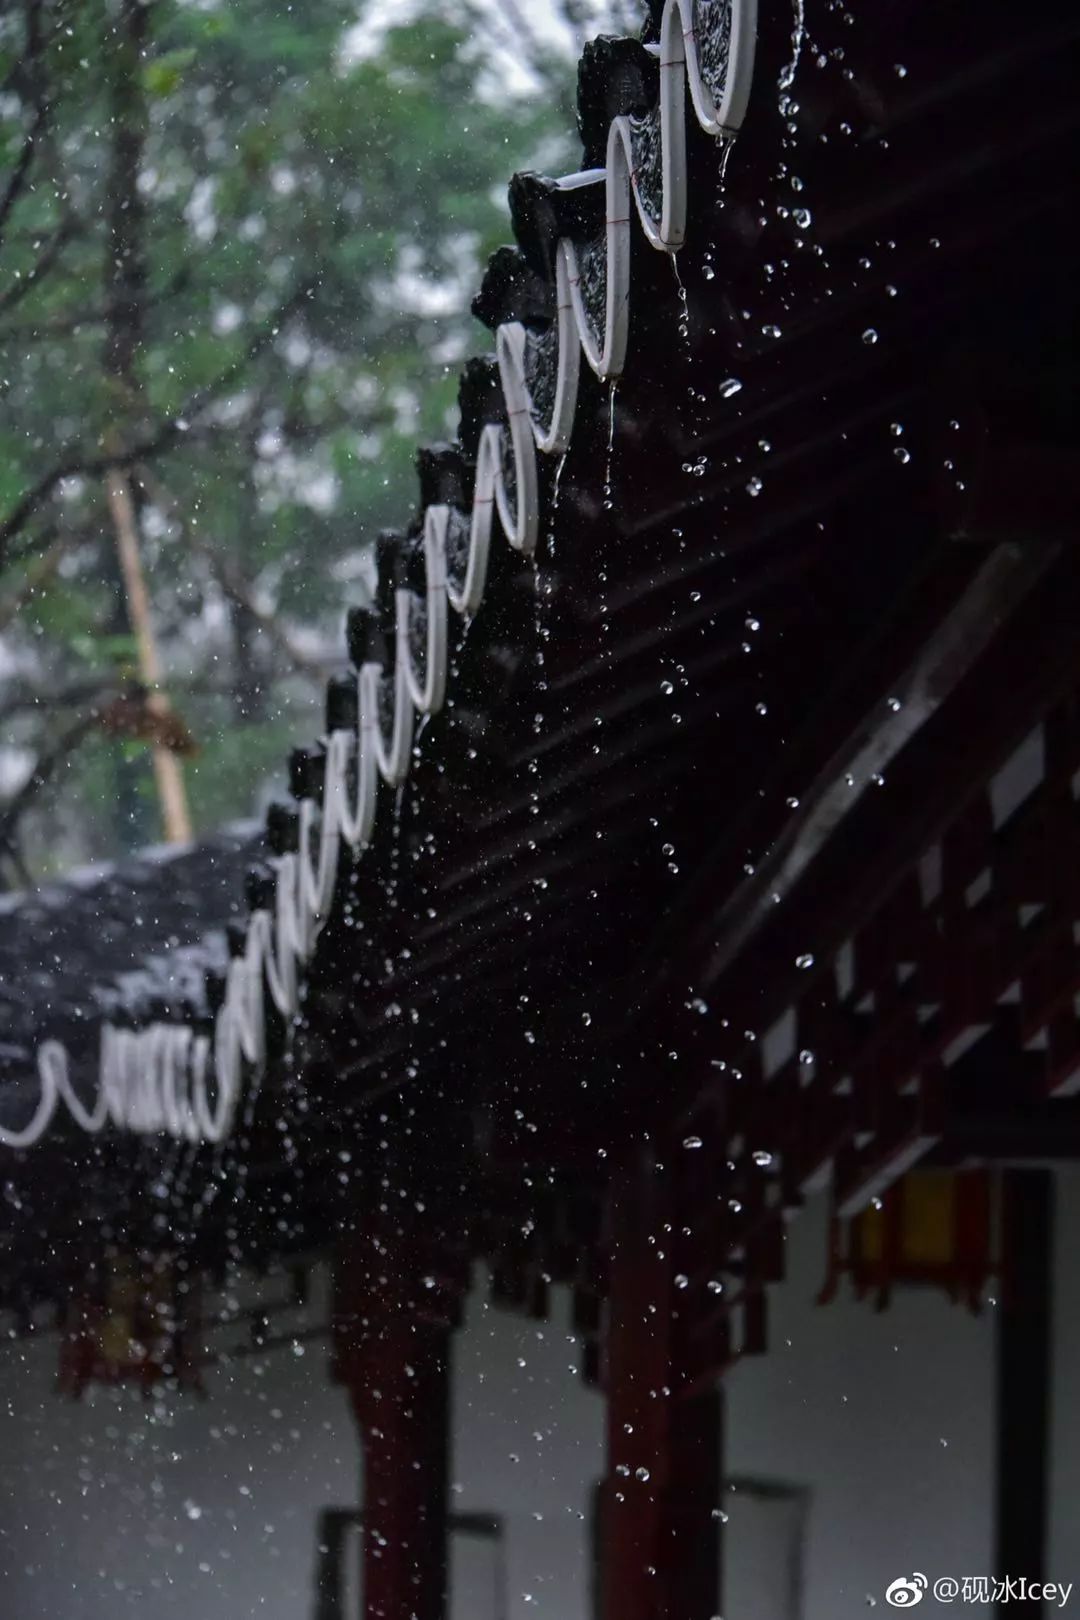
[0,825,259,1119]
[1,0,1077,1323]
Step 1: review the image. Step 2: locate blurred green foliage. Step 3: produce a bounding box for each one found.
[0,0,615,878]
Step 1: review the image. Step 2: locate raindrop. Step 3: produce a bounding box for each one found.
[683,1135,704,1150]
[674,1274,689,1290]
[796,953,815,970]
[746,476,763,497]
[862,327,878,345]
[720,377,743,397]
[762,323,782,339]
[752,1150,773,1167]
[636,1467,651,1481]
[894,447,911,464]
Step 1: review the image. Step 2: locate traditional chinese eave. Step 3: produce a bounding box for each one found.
[1,0,1078,1344]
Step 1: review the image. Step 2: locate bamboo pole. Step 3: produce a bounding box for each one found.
[105,468,193,845]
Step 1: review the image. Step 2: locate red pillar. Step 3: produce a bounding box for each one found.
[333,1234,456,1620]
[601,1150,721,1620]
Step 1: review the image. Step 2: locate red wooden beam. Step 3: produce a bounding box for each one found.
[333,1233,460,1620]
[601,1150,721,1620]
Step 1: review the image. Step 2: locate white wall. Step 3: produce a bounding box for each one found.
[1048,1166,1080,1588]
[5,1173,1080,1620]
[0,1270,603,1620]
[0,1272,356,1619]
[452,1285,603,1620]
[726,1190,998,1618]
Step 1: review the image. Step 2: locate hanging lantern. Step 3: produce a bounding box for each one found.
[819,1169,1001,1312]
[58,1253,204,1398]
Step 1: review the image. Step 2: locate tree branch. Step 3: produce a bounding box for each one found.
[137,465,328,683]
[0,714,98,859]
[0,213,81,319]
[0,531,67,632]
[0,279,314,567]
[0,0,50,248]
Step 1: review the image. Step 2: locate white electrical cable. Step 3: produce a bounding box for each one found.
[1,0,755,1150]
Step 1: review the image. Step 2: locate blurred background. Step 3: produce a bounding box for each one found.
[0,0,638,882]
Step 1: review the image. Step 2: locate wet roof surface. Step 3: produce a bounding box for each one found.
[0,823,261,1088]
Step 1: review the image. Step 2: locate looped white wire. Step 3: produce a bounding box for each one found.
[331,716,377,851]
[402,507,449,714]
[527,0,757,403]
[360,650,414,787]
[531,241,582,455]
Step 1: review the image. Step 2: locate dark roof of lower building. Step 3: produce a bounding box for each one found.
[0,823,261,1123]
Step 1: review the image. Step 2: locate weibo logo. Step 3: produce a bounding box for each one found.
[886,1575,929,1607]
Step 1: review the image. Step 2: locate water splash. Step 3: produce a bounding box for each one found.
[602,380,619,510]
[548,449,568,560]
[778,0,805,92]
[717,132,736,189]
[669,251,690,348]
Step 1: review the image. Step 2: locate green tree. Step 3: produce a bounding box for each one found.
[0,0,637,881]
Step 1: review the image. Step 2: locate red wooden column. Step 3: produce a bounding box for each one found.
[333,1229,458,1620]
[601,1149,722,1620]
